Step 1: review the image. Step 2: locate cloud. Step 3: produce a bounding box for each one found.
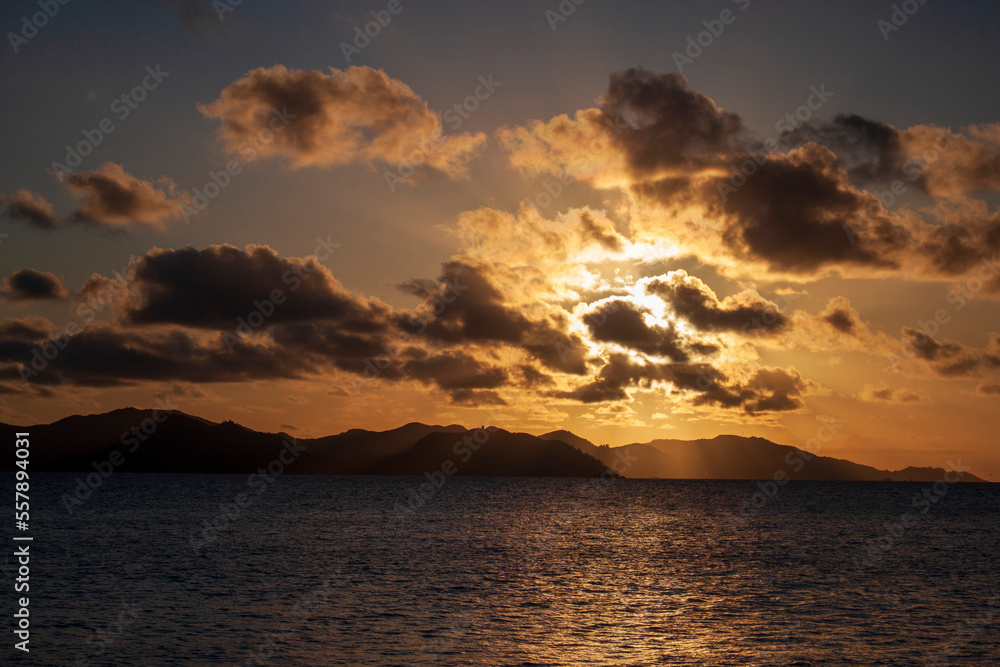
[448,389,508,406]
[403,260,592,374]
[449,206,626,268]
[598,69,747,177]
[582,298,694,361]
[0,245,533,405]
[896,329,1000,377]
[782,114,907,184]
[498,69,745,186]
[902,124,1000,196]
[199,65,486,177]
[403,350,507,390]
[861,384,927,403]
[819,296,861,335]
[1,190,57,229]
[75,273,128,312]
[0,321,311,388]
[498,68,1000,293]
[643,270,788,335]
[977,381,1000,396]
[409,261,533,344]
[3,270,69,302]
[0,317,53,340]
[152,0,221,28]
[124,244,389,330]
[64,163,189,229]
[783,117,1000,196]
[706,144,910,273]
[556,353,807,414]
[2,165,188,233]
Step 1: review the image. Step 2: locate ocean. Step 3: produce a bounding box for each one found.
[18,473,1000,665]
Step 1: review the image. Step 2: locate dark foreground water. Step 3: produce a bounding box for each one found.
[10,474,1000,666]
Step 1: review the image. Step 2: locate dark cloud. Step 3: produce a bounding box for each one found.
[402,351,507,390]
[645,271,788,335]
[710,145,911,273]
[741,368,808,413]
[784,114,906,183]
[65,163,188,229]
[823,310,854,334]
[270,321,398,369]
[899,328,1000,377]
[411,262,532,344]
[1,190,57,229]
[3,270,69,302]
[557,353,806,413]
[686,367,807,413]
[501,69,1000,288]
[153,0,220,28]
[903,124,1000,196]
[977,382,1000,396]
[521,326,591,376]
[0,314,510,402]
[863,385,926,403]
[578,211,624,251]
[598,68,746,176]
[556,355,706,403]
[819,296,861,335]
[407,261,592,374]
[125,244,387,330]
[448,389,508,406]
[3,165,187,233]
[0,323,309,388]
[915,206,1000,285]
[583,299,692,361]
[0,317,53,341]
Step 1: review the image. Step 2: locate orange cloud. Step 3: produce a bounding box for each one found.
[199,65,486,178]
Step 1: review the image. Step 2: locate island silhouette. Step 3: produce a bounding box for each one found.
[2,408,985,482]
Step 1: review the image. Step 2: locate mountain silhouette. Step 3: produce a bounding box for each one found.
[0,409,985,481]
[539,431,985,482]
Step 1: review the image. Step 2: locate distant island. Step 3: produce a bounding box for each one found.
[1,408,986,482]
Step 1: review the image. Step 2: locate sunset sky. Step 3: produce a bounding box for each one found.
[2,0,999,478]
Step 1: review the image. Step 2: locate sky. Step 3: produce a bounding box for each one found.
[1,0,999,478]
